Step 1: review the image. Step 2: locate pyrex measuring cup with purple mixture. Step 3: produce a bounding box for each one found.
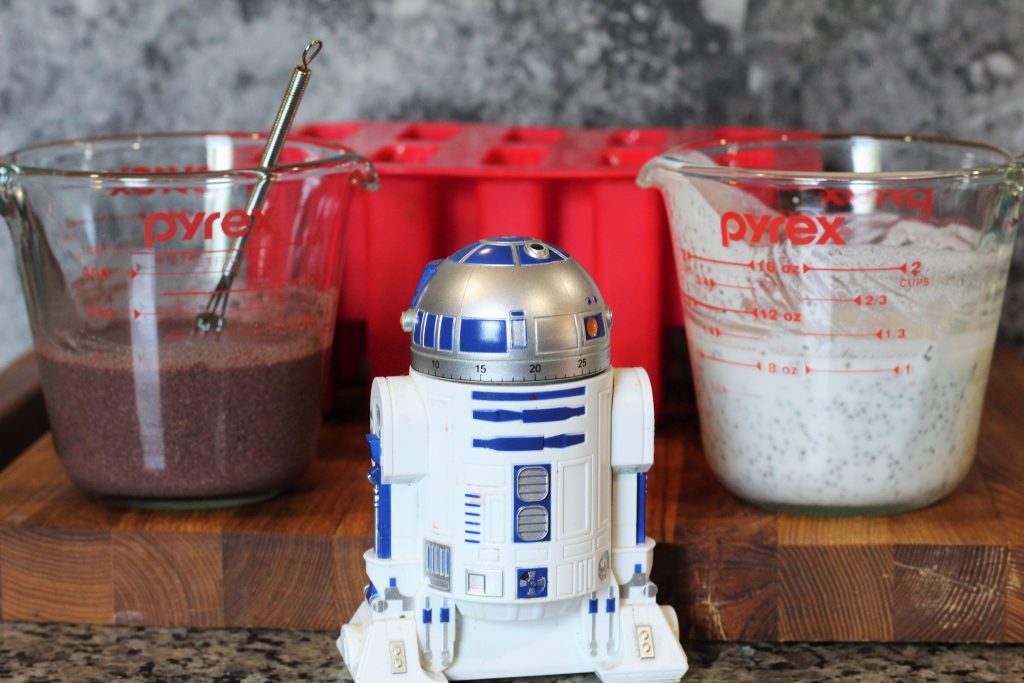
[0,132,377,507]
[639,133,1020,515]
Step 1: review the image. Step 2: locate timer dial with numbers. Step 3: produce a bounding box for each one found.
[402,236,612,385]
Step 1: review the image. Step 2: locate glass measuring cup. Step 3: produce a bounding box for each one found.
[638,133,1020,515]
[0,132,377,507]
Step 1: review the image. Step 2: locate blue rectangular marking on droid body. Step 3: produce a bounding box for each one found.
[471,386,586,402]
[473,433,584,452]
[473,405,586,423]
[516,567,549,599]
[637,471,648,545]
[513,464,551,543]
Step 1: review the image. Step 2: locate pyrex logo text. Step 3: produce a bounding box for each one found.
[720,212,847,248]
[143,209,267,248]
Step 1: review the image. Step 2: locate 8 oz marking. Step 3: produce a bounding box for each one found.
[766,362,800,376]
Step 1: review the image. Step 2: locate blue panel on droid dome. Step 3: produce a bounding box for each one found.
[460,318,508,353]
[424,313,438,348]
[414,310,425,345]
[447,237,567,266]
[464,244,515,266]
[448,242,479,263]
[438,316,455,351]
[409,259,443,307]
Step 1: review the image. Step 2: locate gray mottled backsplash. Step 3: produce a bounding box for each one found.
[3,0,1024,366]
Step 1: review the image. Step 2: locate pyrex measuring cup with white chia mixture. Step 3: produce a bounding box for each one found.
[639,133,1020,515]
[0,132,377,507]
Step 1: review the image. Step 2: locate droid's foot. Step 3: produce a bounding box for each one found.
[338,603,448,683]
[593,603,688,683]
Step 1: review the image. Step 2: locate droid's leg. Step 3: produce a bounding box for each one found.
[589,539,688,683]
[597,367,687,681]
[338,583,449,683]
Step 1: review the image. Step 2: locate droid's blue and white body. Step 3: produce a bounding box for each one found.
[338,237,687,682]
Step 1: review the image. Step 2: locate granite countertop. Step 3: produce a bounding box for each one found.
[2,622,1023,682]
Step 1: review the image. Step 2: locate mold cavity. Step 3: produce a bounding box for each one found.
[397,123,462,141]
[482,145,549,166]
[371,142,440,163]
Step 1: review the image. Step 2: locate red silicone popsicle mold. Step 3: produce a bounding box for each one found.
[296,121,786,415]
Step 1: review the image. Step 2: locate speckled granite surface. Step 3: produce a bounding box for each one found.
[2,622,1023,682]
[5,0,1024,365]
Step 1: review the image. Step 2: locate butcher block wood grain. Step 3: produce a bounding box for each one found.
[1,349,1024,641]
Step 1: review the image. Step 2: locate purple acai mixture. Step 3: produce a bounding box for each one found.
[36,322,326,502]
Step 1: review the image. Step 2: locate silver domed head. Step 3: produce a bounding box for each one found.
[402,236,612,383]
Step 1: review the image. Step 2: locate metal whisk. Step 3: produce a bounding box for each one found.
[194,39,323,334]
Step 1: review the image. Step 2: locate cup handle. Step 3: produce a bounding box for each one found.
[0,163,12,218]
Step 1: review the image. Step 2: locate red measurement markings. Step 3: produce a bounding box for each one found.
[804,364,908,375]
[162,317,316,341]
[684,293,757,317]
[876,328,907,340]
[801,330,882,339]
[130,247,253,256]
[802,294,888,306]
[81,266,111,281]
[134,304,270,321]
[682,249,755,270]
[694,274,755,291]
[697,348,762,371]
[161,284,284,297]
[86,305,115,320]
[764,361,801,376]
[699,324,761,341]
[803,261,922,275]
[755,308,801,322]
[130,267,235,279]
[754,260,803,275]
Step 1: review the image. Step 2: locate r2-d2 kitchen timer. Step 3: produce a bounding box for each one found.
[338,236,688,682]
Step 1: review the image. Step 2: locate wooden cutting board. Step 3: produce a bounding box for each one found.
[1,350,1023,641]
